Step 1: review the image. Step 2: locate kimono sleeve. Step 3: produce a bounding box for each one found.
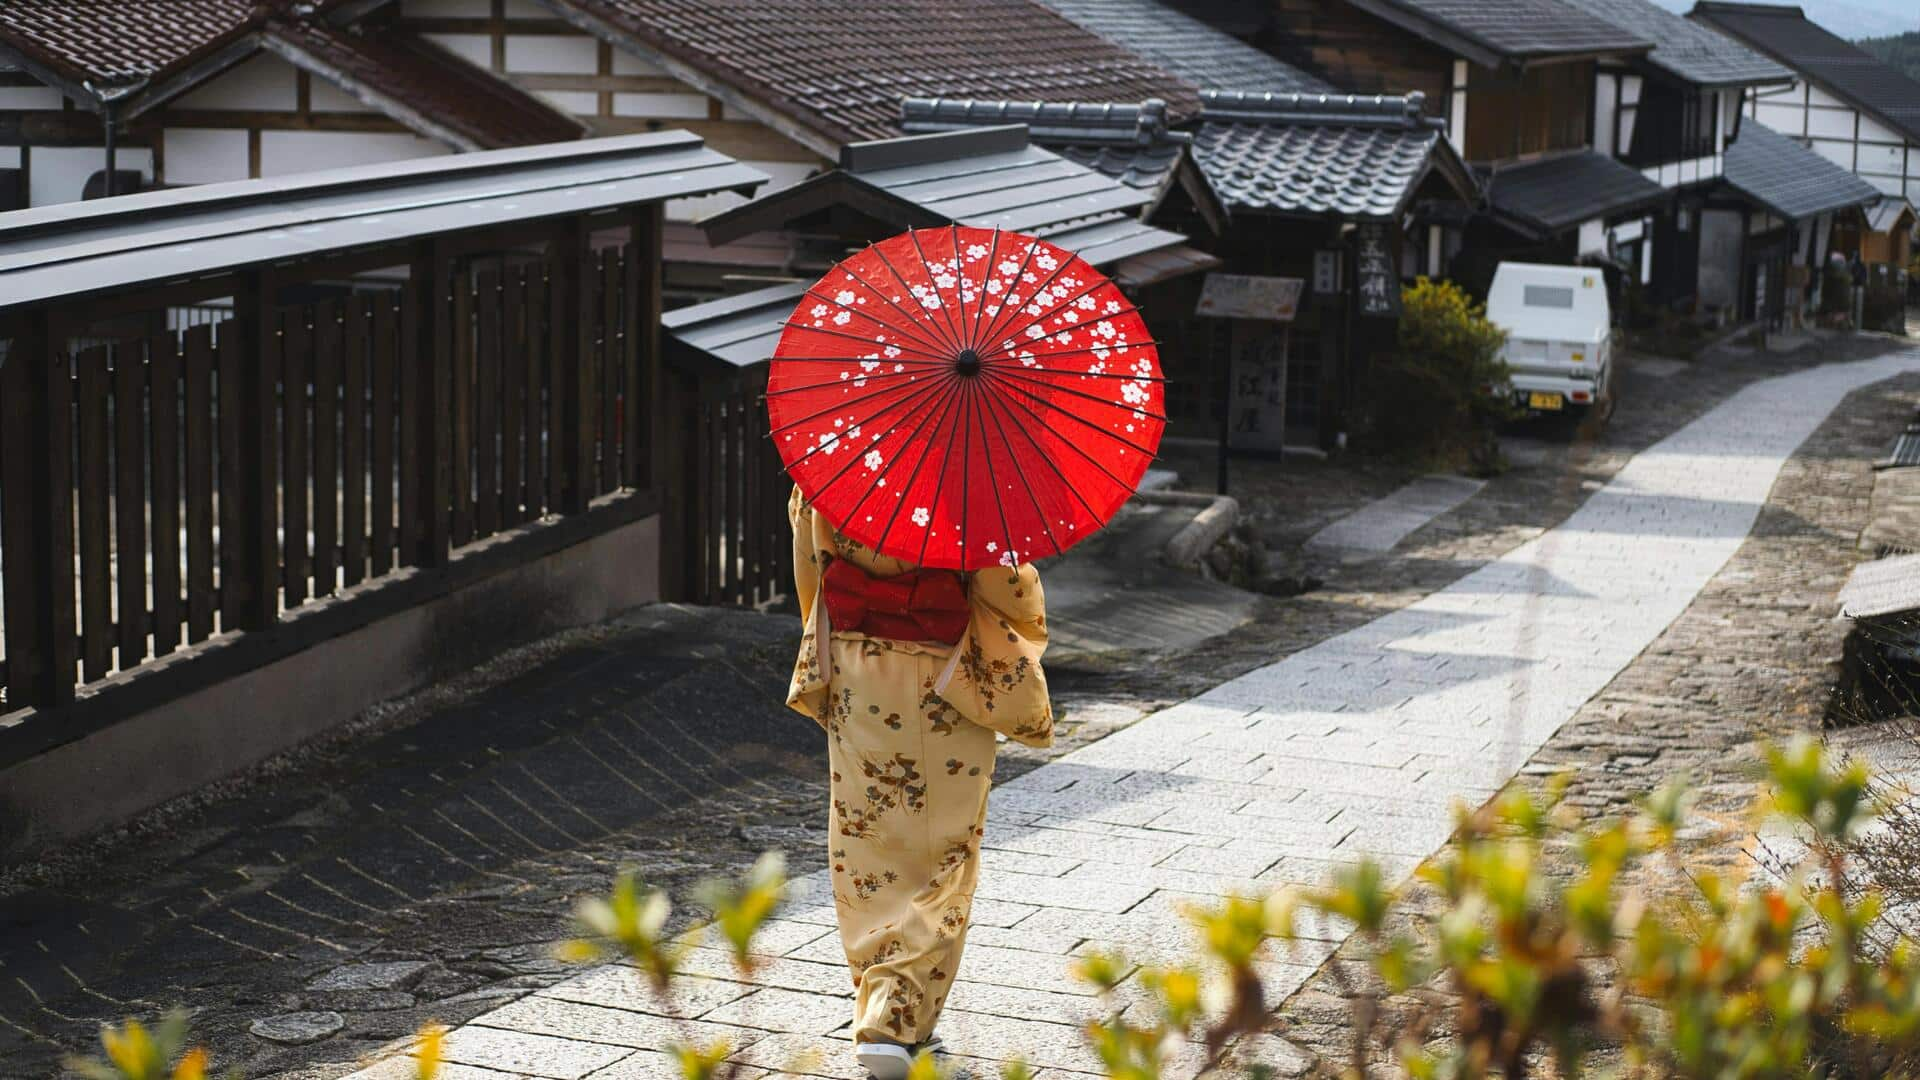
[941,563,1054,748]
[785,487,831,725]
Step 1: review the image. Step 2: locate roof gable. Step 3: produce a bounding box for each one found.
[533,0,1203,156]
[1188,90,1481,220]
[1692,2,1920,143]
[0,0,260,108]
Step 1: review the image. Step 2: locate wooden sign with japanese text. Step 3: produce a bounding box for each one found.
[1196,274,1304,322]
[1354,223,1401,318]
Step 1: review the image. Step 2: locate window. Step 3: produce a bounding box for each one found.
[1625,82,1717,166]
[1464,62,1594,163]
[1524,285,1575,308]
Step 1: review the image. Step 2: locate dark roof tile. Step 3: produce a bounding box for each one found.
[548,0,1202,148]
[0,0,257,91]
[1187,90,1475,220]
[1359,0,1653,62]
[1724,120,1882,220]
[1693,2,1920,144]
[1032,0,1334,94]
[1559,0,1789,86]
[1485,150,1668,233]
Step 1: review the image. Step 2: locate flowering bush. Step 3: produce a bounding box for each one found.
[1366,277,1512,467]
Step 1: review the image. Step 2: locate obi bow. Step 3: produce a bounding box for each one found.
[821,558,970,646]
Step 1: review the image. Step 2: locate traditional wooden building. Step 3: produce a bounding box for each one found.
[1692,1,1920,269]
[1718,120,1880,323]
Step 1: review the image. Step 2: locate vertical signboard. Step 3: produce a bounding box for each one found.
[1354,223,1401,319]
[1196,274,1303,456]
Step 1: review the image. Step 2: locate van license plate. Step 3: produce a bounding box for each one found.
[1528,391,1564,411]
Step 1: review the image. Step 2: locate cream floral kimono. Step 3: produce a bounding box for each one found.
[786,487,1051,1045]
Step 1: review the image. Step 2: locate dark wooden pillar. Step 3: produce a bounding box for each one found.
[1,311,77,707]
[625,202,664,493]
[408,240,453,566]
[237,272,282,630]
[551,216,592,514]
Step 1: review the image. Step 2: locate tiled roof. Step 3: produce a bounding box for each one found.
[540,0,1202,151]
[1693,2,1920,144]
[0,0,257,92]
[1485,150,1668,234]
[702,125,1214,273]
[263,21,584,151]
[1032,0,1335,94]
[1560,0,1790,86]
[1352,0,1653,64]
[1187,90,1477,220]
[1723,120,1881,221]
[899,97,1207,209]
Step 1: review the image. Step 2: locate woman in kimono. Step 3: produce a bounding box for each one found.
[786,486,1052,1079]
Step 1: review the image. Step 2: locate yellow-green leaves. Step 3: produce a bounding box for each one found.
[1767,736,1872,841]
[561,870,681,990]
[66,1012,214,1080]
[692,851,788,974]
[669,1039,733,1080]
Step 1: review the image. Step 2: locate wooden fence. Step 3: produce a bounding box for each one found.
[0,217,662,721]
[664,362,790,608]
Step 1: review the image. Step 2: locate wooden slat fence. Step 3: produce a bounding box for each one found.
[0,230,662,717]
[670,364,790,608]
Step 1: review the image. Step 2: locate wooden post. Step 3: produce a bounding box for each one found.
[1,312,77,707]
[551,217,592,514]
[409,240,453,566]
[625,203,664,492]
[237,271,281,632]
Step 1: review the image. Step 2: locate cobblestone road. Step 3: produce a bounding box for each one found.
[348,348,1920,1080]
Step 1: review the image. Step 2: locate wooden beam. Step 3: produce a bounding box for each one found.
[163,109,415,134]
[394,15,578,34]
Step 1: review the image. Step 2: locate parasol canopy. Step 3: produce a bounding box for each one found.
[768,225,1164,571]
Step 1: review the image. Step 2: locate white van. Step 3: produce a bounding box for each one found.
[1485,262,1612,419]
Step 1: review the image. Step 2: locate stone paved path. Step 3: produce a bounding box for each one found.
[1304,475,1486,556]
[361,351,1920,1080]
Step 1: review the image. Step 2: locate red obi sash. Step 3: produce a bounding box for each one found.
[822,558,969,645]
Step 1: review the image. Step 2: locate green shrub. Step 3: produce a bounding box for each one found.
[1364,277,1511,467]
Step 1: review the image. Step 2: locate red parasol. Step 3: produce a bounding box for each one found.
[767,225,1164,571]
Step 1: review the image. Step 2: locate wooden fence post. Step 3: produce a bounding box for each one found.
[237,272,281,632]
[552,217,592,514]
[1,312,77,707]
[625,203,664,493]
[409,240,453,567]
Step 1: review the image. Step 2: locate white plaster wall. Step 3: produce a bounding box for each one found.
[0,147,18,167]
[505,34,598,74]
[1811,138,1853,169]
[535,90,600,115]
[1618,75,1641,157]
[309,77,379,114]
[423,33,491,67]
[28,146,152,205]
[1807,107,1857,140]
[175,53,299,111]
[1807,85,1849,109]
[162,128,250,184]
[1593,69,1618,157]
[261,130,446,177]
[1755,101,1805,135]
[613,92,707,119]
